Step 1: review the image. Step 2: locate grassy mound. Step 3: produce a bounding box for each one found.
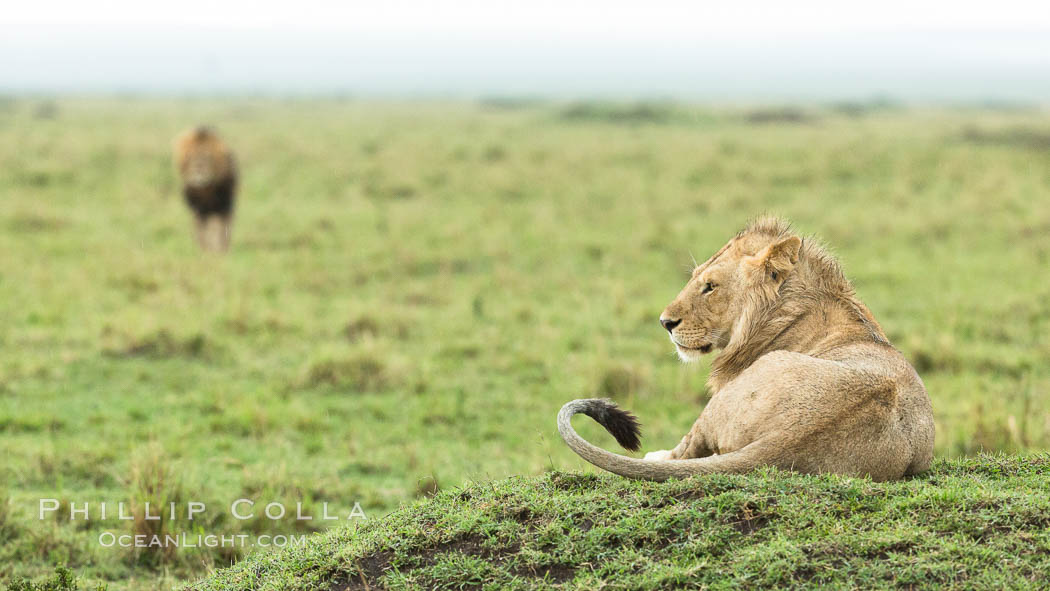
[188,455,1050,590]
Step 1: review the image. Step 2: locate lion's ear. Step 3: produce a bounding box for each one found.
[747,236,802,280]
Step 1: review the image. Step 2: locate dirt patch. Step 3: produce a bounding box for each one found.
[862,540,916,560]
[331,532,578,590]
[499,505,538,524]
[332,550,394,591]
[510,563,576,584]
[729,502,771,535]
[547,472,602,491]
[417,534,521,565]
[671,488,709,502]
[645,481,738,508]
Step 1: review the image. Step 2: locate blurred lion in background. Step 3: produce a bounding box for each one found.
[173,126,238,251]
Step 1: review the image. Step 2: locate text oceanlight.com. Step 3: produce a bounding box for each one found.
[98,532,308,548]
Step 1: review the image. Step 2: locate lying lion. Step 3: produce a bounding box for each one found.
[558,217,934,481]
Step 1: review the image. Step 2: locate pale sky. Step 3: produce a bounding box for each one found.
[5,0,1049,34]
[2,1,1049,98]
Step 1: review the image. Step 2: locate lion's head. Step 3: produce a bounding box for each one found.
[174,126,234,189]
[660,220,802,362]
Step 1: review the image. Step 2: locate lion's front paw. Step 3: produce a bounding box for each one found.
[644,449,672,461]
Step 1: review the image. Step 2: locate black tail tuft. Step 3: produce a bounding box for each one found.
[578,399,642,451]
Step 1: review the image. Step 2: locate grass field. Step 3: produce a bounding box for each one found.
[189,455,1050,590]
[1,98,1049,589]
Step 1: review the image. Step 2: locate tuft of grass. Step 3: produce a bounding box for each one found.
[343,317,380,342]
[594,365,648,401]
[0,415,65,434]
[188,455,1050,591]
[299,354,391,392]
[961,126,1050,149]
[481,145,507,162]
[32,101,59,120]
[414,475,440,498]
[102,329,218,361]
[744,107,817,124]
[4,567,105,591]
[344,316,409,342]
[126,444,184,567]
[7,212,69,233]
[0,489,11,543]
[558,101,676,124]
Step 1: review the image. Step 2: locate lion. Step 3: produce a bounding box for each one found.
[173,126,238,251]
[558,217,934,481]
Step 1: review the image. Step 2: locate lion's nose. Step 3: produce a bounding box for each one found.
[660,317,681,333]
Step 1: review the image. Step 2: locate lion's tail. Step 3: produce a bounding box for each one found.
[557,398,770,481]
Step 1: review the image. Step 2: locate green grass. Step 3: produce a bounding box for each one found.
[5,567,104,591]
[188,455,1050,590]
[0,97,1049,589]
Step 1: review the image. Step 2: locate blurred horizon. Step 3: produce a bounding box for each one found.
[2,1,1049,102]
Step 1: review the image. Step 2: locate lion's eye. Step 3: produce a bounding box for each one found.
[701,282,714,294]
